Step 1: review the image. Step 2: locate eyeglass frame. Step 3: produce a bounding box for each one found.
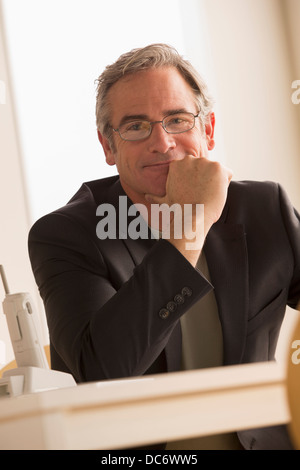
[112,111,200,142]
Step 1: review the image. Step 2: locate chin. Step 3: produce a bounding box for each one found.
[148,178,167,197]
[146,186,166,198]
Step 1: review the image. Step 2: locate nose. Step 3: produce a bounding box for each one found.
[147,122,176,154]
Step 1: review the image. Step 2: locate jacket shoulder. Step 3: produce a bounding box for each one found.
[28,177,124,260]
[227,179,282,208]
[226,180,299,226]
[225,180,282,223]
[228,180,279,197]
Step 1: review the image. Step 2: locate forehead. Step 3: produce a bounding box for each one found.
[107,67,197,123]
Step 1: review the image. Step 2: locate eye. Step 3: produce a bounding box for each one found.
[125,121,146,132]
[164,113,194,133]
[168,117,184,125]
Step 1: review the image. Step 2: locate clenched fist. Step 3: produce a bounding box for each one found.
[145,155,232,266]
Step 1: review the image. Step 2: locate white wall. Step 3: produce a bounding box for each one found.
[2,0,190,223]
[0,2,44,366]
[203,0,300,205]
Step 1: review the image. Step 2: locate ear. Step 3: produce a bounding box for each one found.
[97,130,116,166]
[205,112,215,151]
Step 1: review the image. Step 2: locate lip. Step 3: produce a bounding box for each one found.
[143,161,172,169]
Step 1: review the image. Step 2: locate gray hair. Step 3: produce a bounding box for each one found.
[95,43,214,147]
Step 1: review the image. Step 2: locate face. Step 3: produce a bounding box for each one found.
[98,67,215,205]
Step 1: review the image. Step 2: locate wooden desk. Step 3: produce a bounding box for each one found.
[0,361,291,450]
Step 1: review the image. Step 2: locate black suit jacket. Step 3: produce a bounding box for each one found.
[28,176,300,449]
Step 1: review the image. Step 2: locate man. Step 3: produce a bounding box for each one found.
[28,44,300,449]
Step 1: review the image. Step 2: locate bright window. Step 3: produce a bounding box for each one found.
[2,0,219,221]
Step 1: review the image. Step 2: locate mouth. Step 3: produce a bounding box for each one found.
[143,161,172,169]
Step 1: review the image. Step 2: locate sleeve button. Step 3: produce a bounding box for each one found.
[166,301,177,312]
[159,308,170,319]
[174,294,185,305]
[182,287,192,297]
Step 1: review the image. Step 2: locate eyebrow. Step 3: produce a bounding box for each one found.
[117,108,190,128]
[118,114,149,127]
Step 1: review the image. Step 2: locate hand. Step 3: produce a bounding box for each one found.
[145,155,232,265]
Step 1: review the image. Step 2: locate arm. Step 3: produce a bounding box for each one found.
[28,212,212,383]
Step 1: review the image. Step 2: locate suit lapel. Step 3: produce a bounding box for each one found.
[122,214,183,372]
[118,194,182,372]
[104,177,157,265]
[204,220,249,365]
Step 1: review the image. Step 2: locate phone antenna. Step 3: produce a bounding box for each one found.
[0,265,10,295]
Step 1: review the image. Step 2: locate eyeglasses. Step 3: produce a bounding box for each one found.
[113,112,200,141]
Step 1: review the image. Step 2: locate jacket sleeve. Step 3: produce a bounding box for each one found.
[28,212,212,382]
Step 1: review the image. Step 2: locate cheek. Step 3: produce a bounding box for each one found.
[192,128,210,155]
[179,131,204,157]
[115,144,140,173]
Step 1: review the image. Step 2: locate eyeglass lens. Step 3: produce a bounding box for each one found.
[117,112,196,141]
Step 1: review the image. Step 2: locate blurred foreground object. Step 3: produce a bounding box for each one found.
[287,302,300,449]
